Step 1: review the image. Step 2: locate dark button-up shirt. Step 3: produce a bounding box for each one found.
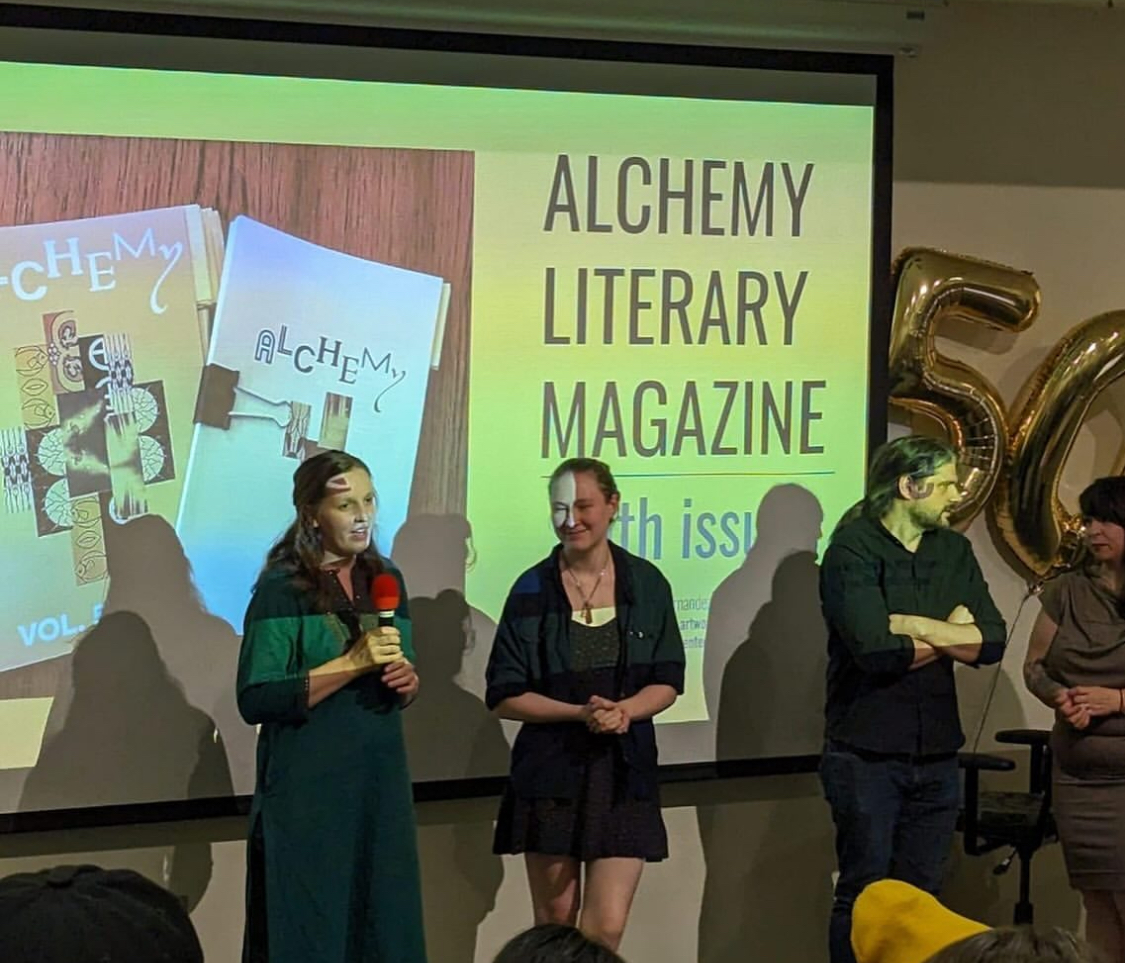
[820,515,1006,756]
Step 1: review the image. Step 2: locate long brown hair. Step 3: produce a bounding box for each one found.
[261,449,383,611]
[833,434,957,539]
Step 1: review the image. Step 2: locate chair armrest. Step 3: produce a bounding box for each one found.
[959,752,1017,773]
[996,729,1053,794]
[959,753,1020,856]
[995,729,1051,747]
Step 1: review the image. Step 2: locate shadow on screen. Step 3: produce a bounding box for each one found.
[702,483,826,759]
[392,514,507,963]
[391,512,498,704]
[96,514,252,787]
[697,484,831,963]
[403,590,510,782]
[20,610,233,909]
[714,551,826,761]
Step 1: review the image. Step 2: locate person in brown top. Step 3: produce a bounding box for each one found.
[1024,475,1125,963]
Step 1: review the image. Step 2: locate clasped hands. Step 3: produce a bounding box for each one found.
[1055,685,1122,730]
[349,626,419,699]
[582,695,630,735]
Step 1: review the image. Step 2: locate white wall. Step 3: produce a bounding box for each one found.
[4,4,1125,961]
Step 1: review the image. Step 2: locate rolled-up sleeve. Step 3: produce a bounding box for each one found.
[820,542,915,677]
[652,575,686,693]
[962,549,1007,666]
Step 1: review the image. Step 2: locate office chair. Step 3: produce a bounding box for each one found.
[958,728,1055,925]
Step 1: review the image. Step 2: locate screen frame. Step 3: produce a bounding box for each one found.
[0,2,892,833]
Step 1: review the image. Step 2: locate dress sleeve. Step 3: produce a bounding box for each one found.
[960,545,1007,666]
[237,575,311,726]
[1038,572,1072,625]
[485,588,535,710]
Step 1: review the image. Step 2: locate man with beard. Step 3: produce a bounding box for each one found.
[817,435,1007,963]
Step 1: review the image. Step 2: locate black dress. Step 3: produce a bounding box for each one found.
[493,609,668,862]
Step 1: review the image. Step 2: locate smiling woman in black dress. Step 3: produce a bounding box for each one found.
[486,457,685,951]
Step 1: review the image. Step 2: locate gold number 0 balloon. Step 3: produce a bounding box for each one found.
[991,312,1125,578]
[888,249,1041,527]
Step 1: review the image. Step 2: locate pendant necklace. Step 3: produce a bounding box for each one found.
[564,554,609,624]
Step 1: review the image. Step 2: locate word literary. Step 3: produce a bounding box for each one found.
[543,267,807,347]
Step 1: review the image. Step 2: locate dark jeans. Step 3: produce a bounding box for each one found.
[819,741,961,963]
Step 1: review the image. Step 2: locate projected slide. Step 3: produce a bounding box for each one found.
[467,145,872,736]
[0,50,877,813]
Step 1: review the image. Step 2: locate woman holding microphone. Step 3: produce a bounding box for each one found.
[237,450,423,963]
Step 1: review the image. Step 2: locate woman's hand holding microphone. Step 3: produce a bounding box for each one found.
[348,626,419,700]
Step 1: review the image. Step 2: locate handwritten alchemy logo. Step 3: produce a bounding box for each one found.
[0,229,183,315]
[253,324,406,411]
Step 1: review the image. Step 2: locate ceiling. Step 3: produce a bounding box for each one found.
[0,0,1115,52]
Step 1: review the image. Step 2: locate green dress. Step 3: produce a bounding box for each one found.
[237,562,426,963]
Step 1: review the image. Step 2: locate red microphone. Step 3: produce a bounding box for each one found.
[371,573,401,627]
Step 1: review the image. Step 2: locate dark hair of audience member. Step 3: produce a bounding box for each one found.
[925,927,1102,963]
[493,924,626,963]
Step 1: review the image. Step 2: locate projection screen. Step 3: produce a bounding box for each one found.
[0,10,891,820]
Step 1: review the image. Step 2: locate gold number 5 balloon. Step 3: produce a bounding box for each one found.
[888,249,1040,528]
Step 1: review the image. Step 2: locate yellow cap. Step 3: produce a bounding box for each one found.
[852,880,990,963]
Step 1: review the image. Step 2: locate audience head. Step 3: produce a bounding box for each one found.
[852,879,988,963]
[924,926,1100,963]
[0,864,203,963]
[493,923,625,963]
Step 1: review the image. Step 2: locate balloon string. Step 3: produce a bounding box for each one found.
[968,580,1042,755]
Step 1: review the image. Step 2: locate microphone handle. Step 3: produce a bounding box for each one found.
[377,609,396,628]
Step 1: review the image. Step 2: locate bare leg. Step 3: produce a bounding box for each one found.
[525,854,581,926]
[580,857,645,951]
[1083,890,1124,963]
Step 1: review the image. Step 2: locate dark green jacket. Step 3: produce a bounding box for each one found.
[486,541,685,801]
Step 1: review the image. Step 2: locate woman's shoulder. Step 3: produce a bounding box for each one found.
[1039,567,1090,619]
[610,542,671,591]
[370,553,404,582]
[506,551,556,593]
[249,566,311,615]
[252,566,294,594]
[493,554,557,624]
[1045,567,1090,597]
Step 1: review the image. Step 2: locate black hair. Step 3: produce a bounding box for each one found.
[492,924,625,963]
